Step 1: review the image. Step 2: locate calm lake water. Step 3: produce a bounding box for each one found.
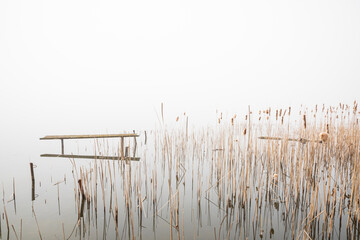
[0,104,359,240]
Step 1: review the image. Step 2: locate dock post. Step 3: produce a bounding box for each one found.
[78,179,85,198]
[133,135,137,157]
[30,163,35,201]
[125,147,129,157]
[78,179,85,219]
[79,197,85,218]
[61,139,64,154]
[120,137,124,160]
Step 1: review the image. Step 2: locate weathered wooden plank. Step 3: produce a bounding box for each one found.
[41,154,140,161]
[40,133,139,140]
[258,136,322,144]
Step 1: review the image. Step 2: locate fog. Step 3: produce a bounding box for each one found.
[1,0,359,140]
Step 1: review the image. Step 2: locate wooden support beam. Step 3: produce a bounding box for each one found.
[120,137,124,160]
[61,139,64,154]
[133,135,137,158]
[40,154,140,161]
[125,147,129,157]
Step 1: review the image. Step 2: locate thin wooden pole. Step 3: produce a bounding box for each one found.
[120,137,124,160]
[125,147,129,157]
[78,179,85,198]
[61,139,64,154]
[30,163,35,201]
[133,135,137,158]
[79,198,85,218]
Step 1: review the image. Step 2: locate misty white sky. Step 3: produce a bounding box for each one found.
[0,0,359,133]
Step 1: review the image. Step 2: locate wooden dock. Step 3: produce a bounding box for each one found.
[40,133,139,160]
[40,133,138,140]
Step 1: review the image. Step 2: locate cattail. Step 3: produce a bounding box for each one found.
[243,128,247,135]
[273,174,278,185]
[353,101,358,114]
[319,132,329,142]
[303,114,307,129]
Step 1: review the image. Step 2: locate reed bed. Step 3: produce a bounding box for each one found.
[1,102,359,239]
